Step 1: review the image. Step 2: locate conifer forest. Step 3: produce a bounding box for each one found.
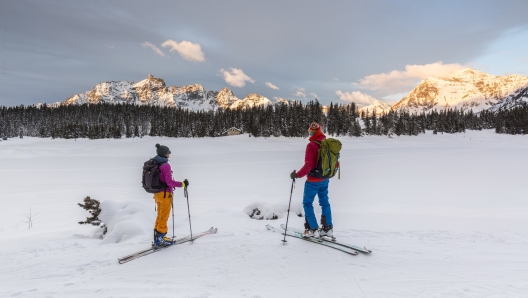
[1,100,528,140]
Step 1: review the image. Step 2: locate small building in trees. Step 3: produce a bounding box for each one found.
[223,127,242,136]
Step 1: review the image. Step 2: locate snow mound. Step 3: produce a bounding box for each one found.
[98,200,155,243]
[244,201,302,220]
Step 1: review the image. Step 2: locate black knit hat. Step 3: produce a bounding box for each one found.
[155,144,171,157]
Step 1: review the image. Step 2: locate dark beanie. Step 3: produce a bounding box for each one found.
[155,143,171,157]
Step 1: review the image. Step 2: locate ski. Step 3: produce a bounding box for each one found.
[266,224,358,255]
[280,224,372,254]
[118,227,217,264]
[118,235,194,264]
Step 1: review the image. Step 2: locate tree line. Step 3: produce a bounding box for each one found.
[1,101,528,140]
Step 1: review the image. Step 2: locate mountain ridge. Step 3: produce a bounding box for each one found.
[59,69,528,114]
[391,69,528,113]
[62,74,271,110]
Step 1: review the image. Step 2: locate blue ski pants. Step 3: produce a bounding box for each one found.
[303,179,332,229]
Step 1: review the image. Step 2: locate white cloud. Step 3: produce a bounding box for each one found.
[356,61,468,94]
[219,68,255,88]
[292,87,306,98]
[161,39,205,62]
[265,82,280,90]
[331,78,339,81]
[142,41,166,57]
[310,93,318,99]
[336,90,378,106]
[273,97,289,102]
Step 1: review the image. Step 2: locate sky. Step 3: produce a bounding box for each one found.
[1,0,528,107]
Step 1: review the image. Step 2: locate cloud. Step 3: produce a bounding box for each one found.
[310,93,318,99]
[265,82,280,90]
[141,41,166,57]
[356,62,468,94]
[292,87,306,98]
[336,90,378,106]
[381,93,407,105]
[219,68,255,88]
[161,39,205,62]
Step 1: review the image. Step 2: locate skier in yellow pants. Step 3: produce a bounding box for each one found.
[151,144,188,247]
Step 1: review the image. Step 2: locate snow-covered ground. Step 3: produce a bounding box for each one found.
[1,130,528,297]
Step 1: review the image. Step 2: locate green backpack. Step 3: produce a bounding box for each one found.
[311,138,342,179]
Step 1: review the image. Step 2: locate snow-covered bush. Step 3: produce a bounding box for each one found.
[244,201,302,220]
[98,200,155,243]
[78,196,107,236]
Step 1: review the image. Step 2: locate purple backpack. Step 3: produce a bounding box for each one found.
[142,159,166,193]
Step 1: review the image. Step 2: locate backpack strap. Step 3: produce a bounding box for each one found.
[311,140,322,158]
[308,141,322,177]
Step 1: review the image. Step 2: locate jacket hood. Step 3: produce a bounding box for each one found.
[309,130,326,142]
[153,155,168,165]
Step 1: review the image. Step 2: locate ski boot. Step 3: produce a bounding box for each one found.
[319,225,335,240]
[319,216,335,240]
[153,230,174,247]
[302,228,320,238]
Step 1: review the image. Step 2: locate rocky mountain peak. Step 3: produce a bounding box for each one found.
[132,75,166,89]
[229,93,271,110]
[359,100,392,116]
[392,69,528,113]
[60,75,272,111]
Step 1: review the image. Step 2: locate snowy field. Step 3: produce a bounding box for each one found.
[1,130,528,298]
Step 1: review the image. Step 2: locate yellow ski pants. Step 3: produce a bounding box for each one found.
[154,192,173,234]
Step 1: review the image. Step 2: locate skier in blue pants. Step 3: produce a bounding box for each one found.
[290,122,334,238]
[303,179,332,236]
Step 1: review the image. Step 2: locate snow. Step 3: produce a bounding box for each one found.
[1,131,528,297]
[393,69,528,113]
[358,100,392,115]
[243,200,302,220]
[61,76,273,111]
[99,200,155,244]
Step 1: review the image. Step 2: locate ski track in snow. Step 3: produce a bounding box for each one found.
[1,130,528,297]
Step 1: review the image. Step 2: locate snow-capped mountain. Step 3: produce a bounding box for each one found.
[392,69,528,113]
[490,86,528,111]
[230,94,271,109]
[359,100,392,116]
[63,75,271,110]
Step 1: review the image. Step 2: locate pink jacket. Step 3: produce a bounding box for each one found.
[297,133,326,182]
[159,163,183,192]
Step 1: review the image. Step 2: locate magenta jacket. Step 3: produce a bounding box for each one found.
[296,132,327,182]
[153,156,184,192]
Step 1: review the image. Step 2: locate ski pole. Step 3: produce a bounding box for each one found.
[171,195,175,240]
[184,186,194,242]
[282,178,295,243]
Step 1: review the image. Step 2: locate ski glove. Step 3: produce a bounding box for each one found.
[290,170,297,180]
[183,179,189,188]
